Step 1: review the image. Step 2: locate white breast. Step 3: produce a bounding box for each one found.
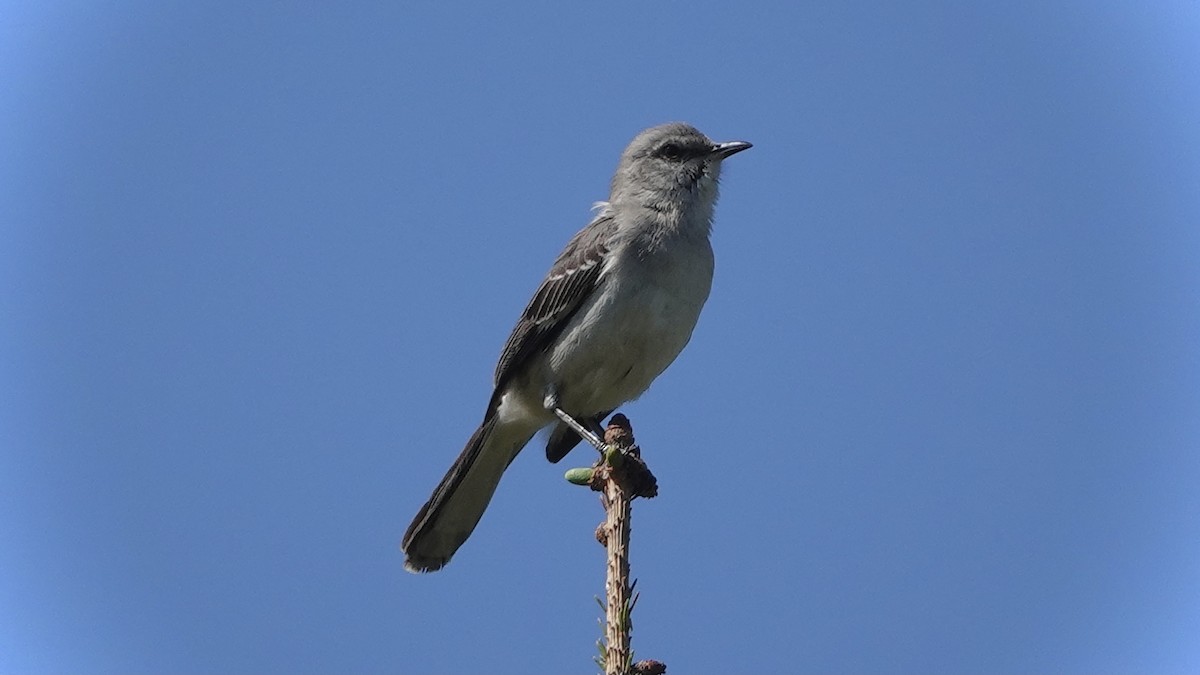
[543,235,715,415]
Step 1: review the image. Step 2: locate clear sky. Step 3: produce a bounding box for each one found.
[3,2,1199,673]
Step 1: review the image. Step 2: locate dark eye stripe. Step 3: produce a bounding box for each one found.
[658,142,683,160]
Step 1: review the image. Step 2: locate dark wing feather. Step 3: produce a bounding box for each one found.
[493,213,617,391]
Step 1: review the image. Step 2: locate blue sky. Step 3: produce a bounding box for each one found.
[3,1,1199,673]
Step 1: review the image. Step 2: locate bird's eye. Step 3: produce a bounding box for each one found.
[657,142,683,161]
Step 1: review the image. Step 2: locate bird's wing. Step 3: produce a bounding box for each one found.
[493,211,618,391]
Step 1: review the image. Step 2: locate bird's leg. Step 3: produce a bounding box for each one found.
[544,390,606,453]
[553,408,607,453]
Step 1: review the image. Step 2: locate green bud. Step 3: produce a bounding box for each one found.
[564,467,595,485]
[604,445,624,467]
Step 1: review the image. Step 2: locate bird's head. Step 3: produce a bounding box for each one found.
[609,123,751,225]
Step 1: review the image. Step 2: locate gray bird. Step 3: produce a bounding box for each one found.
[403,122,751,572]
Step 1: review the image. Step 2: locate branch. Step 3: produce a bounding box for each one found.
[565,414,662,675]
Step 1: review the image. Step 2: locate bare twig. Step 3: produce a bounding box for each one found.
[565,413,661,675]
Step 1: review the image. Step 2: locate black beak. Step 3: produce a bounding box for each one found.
[711,140,753,159]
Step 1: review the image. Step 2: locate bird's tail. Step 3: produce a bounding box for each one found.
[402,412,538,572]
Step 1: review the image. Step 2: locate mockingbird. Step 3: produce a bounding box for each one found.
[403,122,751,572]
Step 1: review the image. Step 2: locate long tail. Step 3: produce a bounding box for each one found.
[402,411,538,572]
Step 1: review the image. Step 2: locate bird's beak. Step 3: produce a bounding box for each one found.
[711,140,753,159]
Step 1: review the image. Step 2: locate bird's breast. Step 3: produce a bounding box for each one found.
[543,237,714,413]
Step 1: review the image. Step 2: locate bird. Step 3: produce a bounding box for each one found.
[403,122,751,572]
